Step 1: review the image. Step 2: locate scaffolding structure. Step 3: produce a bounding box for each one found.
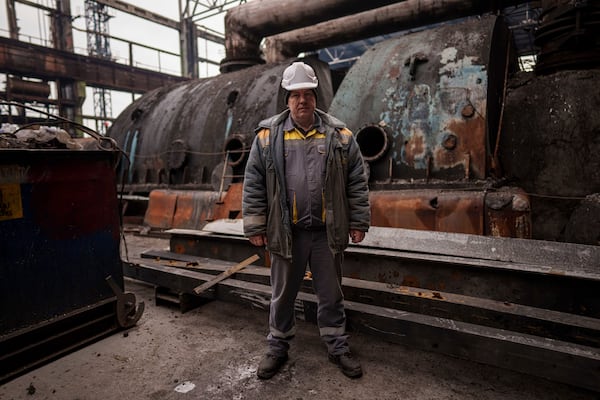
[85,0,113,134]
[0,0,246,132]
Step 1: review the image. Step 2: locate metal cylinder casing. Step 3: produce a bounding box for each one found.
[107,59,333,191]
[329,15,510,183]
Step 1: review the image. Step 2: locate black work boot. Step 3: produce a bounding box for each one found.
[257,353,288,379]
[329,352,363,378]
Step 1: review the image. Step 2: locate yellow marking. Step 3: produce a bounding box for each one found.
[257,128,270,146]
[0,183,23,221]
[284,130,306,140]
[321,191,326,222]
[292,192,298,224]
[339,128,353,144]
[284,128,326,140]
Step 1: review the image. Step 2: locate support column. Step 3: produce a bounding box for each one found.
[180,17,199,78]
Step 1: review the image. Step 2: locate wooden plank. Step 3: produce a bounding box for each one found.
[151,258,270,280]
[193,254,259,294]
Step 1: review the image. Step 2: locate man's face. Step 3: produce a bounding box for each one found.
[288,89,316,124]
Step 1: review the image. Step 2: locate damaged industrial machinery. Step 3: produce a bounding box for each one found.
[109,0,600,392]
[110,0,599,244]
[1,0,599,393]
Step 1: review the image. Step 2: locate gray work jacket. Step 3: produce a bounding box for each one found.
[242,108,370,259]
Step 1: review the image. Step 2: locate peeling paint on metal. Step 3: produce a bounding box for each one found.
[128,130,139,184]
[330,15,496,182]
[440,47,457,64]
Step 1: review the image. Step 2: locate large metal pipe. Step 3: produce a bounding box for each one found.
[264,0,531,62]
[220,0,404,72]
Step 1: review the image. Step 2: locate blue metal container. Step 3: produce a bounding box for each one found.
[0,149,123,382]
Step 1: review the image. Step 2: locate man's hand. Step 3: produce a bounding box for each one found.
[249,234,268,247]
[349,229,365,243]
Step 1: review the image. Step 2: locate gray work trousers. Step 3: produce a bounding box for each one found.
[267,228,349,357]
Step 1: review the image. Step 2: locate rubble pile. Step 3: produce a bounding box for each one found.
[0,123,82,149]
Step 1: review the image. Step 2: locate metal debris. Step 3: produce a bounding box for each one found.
[0,123,82,149]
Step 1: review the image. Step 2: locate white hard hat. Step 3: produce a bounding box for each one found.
[281,62,318,91]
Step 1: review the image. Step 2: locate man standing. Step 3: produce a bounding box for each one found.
[243,61,370,380]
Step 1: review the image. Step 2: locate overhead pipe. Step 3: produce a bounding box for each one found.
[220,0,406,72]
[263,0,532,63]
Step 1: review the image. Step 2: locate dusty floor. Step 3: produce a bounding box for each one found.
[1,233,598,400]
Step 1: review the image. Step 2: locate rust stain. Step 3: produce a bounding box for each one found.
[401,275,420,288]
[434,194,484,235]
[485,189,532,239]
[435,116,486,179]
[172,243,186,254]
[403,130,425,167]
[387,63,401,80]
[144,190,177,229]
[370,192,436,230]
[144,183,244,230]
[369,190,484,235]
[212,183,243,220]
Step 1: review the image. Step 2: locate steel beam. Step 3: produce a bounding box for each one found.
[164,229,600,318]
[94,0,180,30]
[0,37,188,93]
[139,250,600,348]
[0,299,119,384]
[122,260,600,392]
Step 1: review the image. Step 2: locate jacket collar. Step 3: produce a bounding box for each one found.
[257,108,346,131]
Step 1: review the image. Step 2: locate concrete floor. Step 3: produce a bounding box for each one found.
[1,234,598,400]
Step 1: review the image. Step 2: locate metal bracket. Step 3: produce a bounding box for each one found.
[105,275,145,328]
[405,53,428,80]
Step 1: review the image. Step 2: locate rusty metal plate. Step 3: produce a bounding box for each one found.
[144,183,244,230]
[143,190,177,229]
[369,189,485,235]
